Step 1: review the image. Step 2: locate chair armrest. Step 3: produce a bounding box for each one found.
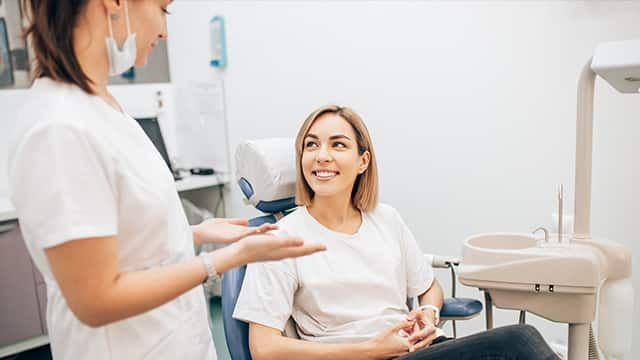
[440,298,483,321]
[429,255,460,269]
[424,254,460,298]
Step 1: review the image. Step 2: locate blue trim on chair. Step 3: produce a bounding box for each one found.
[222,265,252,360]
[255,197,296,213]
[441,298,483,318]
[238,178,254,200]
[247,214,277,227]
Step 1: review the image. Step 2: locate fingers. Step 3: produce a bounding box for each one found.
[412,321,421,336]
[406,309,420,322]
[276,236,305,247]
[226,218,249,226]
[409,332,437,352]
[269,244,326,260]
[402,322,416,335]
[286,244,327,256]
[241,224,278,239]
[408,324,436,344]
[267,236,325,258]
[255,223,278,233]
[389,319,414,333]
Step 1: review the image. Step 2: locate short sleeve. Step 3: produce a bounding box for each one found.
[232,258,298,331]
[393,208,434,297]
[9,122,118,249]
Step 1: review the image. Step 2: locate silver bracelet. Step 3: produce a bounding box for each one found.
[418,304,440,325]
[199,252,220,290]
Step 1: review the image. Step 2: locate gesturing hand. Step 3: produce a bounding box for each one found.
[235,233,326,263]
[193,218,278,245]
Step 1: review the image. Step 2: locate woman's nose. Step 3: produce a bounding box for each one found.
[316,145,332,162]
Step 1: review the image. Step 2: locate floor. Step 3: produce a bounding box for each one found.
[209,296,232,360]
[0,297,232,360]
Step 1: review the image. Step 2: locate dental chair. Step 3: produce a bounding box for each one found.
[221,138,483,360]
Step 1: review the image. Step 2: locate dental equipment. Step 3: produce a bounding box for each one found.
[458,40,638,360]
[558,184,563,243]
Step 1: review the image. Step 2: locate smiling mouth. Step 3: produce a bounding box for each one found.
[312,170,339,179]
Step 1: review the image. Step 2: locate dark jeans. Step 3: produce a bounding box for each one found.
[395,324,560,360]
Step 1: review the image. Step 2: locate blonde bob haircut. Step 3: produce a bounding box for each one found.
[294,105,379,212]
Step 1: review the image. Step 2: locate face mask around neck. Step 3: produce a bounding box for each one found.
[105,0,137,76]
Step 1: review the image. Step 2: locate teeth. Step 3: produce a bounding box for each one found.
[316,171,337,177]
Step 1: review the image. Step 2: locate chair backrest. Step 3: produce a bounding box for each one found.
[234,138,297,215]
[222,138,299,360]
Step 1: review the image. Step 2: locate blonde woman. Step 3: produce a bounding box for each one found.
[233,105,558,360]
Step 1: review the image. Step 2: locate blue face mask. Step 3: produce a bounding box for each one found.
[105,0,137,76]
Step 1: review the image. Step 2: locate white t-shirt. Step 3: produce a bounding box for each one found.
[233,204,444,344]
[8,78,215,360]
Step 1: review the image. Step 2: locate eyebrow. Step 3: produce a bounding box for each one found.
[305,133,352,141]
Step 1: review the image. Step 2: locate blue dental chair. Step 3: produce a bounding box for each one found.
[222,139,483,360]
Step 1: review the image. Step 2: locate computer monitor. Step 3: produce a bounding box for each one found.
[134,117,180,180]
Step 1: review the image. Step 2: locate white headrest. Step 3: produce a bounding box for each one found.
[234,138,296,208]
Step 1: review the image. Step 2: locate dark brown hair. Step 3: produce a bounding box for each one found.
[21,0,94,93]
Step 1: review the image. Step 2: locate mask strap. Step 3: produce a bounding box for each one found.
[106,0,131,40]
[124,0,132,35]
[107,11,115,38]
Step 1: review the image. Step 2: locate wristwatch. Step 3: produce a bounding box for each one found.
[199,252,220,291]
[418,304,440,325]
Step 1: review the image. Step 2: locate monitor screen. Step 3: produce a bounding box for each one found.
[134,117,173,173]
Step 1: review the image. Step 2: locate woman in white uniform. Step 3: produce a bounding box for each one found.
[8,1,325,359]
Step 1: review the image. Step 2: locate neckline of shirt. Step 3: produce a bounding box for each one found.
[34,77,129,119]
[301,206,366,240]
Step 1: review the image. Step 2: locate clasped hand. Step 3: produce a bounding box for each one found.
[368,309,437,359]
[403,309,438,353]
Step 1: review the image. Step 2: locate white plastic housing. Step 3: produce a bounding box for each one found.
[591,39,640,93]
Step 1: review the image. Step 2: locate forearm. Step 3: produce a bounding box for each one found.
[49,232,322,328]
[417,278,444,324]
[251,333,377,360]
[82,245,245,326]
[419,278,443,307]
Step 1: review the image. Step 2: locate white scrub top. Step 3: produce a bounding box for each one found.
[8,78,216,360]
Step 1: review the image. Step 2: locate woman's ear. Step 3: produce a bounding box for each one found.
[103,0,123,15]
[358,151,371,174]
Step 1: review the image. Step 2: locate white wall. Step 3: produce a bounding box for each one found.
[0,0,636,355]
[0,89,30,193]
[166,0,639,355]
